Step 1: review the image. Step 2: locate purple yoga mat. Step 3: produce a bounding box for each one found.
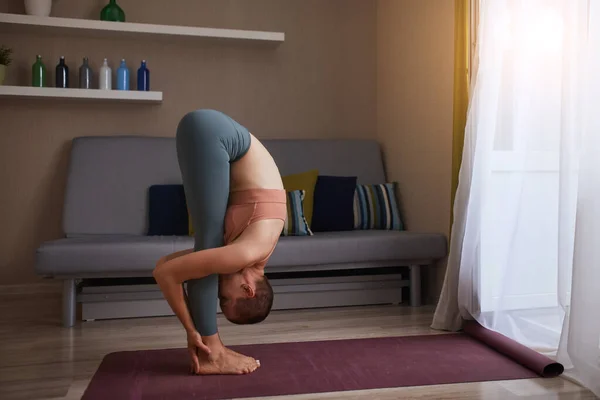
[82,334,541,400]
[463,320,564,377]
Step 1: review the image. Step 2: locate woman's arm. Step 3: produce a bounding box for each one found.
[156,243,243,326]
[154,249,211,370]
[156,220,283,285]
[154,242,256,283]
[154,235,273,335]
[153,250,200,336]
[153,241,263,326]
[159,248,193,263]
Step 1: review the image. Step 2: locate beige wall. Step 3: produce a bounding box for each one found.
[0,0,454,305]
[377,0,455,302]
[0,0,377,284]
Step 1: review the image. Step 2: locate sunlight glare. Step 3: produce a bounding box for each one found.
[493,6,564,56]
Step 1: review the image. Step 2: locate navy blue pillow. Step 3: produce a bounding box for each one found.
[311,175,358,232]
[147,184,189,236]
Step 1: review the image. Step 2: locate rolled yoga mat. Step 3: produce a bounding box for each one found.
[82,333,555,400]
[463,320,564,377]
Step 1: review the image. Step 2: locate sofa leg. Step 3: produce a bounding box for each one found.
[409,265,422,307]
[62,279,76,328]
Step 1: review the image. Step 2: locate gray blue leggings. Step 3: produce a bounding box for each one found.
[175,109,251,336]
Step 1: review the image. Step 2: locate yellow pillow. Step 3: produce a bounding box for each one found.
[188,169,320,236]
[281,169,319,226]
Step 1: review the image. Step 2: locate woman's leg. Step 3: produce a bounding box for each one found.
[175,109,250,337]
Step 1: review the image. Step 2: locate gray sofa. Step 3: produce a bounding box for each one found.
[35,136,447,327]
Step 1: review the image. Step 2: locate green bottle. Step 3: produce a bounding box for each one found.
[100,0,126,22]
[32,55,46,88]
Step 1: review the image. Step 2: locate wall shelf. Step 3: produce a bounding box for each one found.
[0,86,163,103]
[0,12,285,44]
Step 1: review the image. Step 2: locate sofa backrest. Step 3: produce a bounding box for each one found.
[63,136,386,236]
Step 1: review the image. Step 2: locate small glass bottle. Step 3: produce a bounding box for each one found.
[32,55,46,87]
[79,57,93,89]
[137,60,150,91]
[99,58,112,90]
[116,59,129,91]
[55,56,69,88]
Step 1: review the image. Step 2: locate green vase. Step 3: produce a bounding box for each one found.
[32,55,46,87]
[100,0,126,22]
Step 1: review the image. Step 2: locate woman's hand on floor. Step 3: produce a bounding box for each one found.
[187,330,211,374]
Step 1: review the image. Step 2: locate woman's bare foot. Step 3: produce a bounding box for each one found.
[196,347,260,375]
[225,347,260,366]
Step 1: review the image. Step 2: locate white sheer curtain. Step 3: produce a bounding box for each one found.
[432,0,600,395]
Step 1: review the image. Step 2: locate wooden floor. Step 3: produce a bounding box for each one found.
[0,289,596,400]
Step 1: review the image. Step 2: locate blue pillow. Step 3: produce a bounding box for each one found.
[147,184,189,236]
[311,175,358,232]
[353,183,404,230]
[281,190,314,236]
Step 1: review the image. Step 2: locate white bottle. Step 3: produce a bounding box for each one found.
[99,58,112,90]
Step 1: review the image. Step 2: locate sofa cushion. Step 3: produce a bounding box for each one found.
[35,231,447,277]
[35,235,194,276]
[281,169,319,226]
[282,190,313,237]
[269,231,447,267]
[147,185,189,236]
[63,137,385,237]
[354,183,404,231]
[311,175,357,232]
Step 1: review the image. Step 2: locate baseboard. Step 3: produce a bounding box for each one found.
[0,280,62,295]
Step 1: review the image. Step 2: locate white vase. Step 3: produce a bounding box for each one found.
[0,65,6,85]
[24,0,52,17]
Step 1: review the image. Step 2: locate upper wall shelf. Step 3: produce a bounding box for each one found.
[0,13,285,44]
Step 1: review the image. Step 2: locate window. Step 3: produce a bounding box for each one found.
[469,1,566,313]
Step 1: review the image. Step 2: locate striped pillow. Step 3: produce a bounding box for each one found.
[282,190,313,236]
[353,183,404,230]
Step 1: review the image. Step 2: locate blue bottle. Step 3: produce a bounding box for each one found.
[116,59,130,90]
[137,60,150,91]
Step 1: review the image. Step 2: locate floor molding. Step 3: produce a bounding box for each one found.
[0,280,62,295]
